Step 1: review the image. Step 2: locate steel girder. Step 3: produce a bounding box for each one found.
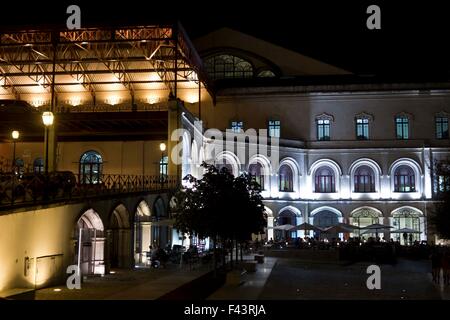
[0,25,214,99]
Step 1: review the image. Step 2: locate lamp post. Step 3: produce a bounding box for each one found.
[159,142,166,189]
[42,111,54,175]
[11,130,19,173]
[11,130,19,204]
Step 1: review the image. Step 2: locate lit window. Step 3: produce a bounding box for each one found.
[204,54,253,80]
[14,158,25,176]
[437,174,450,193]
[33,157,44,174]
[268,120,281,138]
[317,119,330,141]
[80,151,103,184]
[354,165,375,192]
[315,166,335,193]
[160,156,168,176]
[395,116,409,139]
[230,121,244,133]
[356,118,369,140]
[279,165,293,192]
[436,117,449,139]
[394,165,415,192]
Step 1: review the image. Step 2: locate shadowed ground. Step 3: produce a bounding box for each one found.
[259,258,441,300]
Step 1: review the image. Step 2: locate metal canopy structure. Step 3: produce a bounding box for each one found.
[0,23,214,106]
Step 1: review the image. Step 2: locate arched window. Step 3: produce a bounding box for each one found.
[394,165,415,192]
[315,166,335,193]
[249,162,264,190]
[354,165,375,192]
[204,54,253,80]
[79,151,103,184]
[279,165,293,192]
[33,157,44,174]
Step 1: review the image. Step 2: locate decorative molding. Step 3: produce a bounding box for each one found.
[395,111,414,120]
[354,111,374,122]
[315,112,334,122]
[435,110,450,118]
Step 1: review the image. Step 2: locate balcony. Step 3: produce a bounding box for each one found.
[0,172,178,211]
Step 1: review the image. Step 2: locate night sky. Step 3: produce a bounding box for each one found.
[1,1,450,77]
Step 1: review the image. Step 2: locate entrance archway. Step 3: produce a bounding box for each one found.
[75,208,105,275]
[349,207,382,239]
[134,200,152,266]
[391,207,424,245]
[108,204,131,269]
[312,208,340,239]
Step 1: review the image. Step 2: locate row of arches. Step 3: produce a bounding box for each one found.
[211,152,422,195]
[268,205,425,245]
[73,197,169,276]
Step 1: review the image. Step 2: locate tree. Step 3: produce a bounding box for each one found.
[173,162,266,270]
[431,160,450,240]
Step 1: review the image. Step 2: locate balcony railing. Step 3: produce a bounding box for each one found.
[0,172,178,209]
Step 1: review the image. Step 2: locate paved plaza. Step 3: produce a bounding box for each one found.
[259,258,445,300]
[32,254,450,300]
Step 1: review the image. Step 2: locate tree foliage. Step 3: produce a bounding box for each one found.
[173,162,266,245]
[431,160,450,239]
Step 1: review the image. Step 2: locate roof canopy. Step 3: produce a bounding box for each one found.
[0,23,213,106]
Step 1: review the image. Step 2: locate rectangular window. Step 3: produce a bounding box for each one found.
[268,120,281,138]
[230,121,244,133]
[437,175,450,193]
[356,118,369,140]
[436,117,449,139]
[317,119,330,141]
[395,117,409,139]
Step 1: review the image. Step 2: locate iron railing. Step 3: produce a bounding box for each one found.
[0,172,178,209]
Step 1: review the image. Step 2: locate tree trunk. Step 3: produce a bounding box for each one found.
[235,239,239,265]
[240,242,243,262]
[230,240,233,269]
[213,236,217,278]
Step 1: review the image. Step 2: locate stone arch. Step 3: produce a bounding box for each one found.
[278,157,300,193]
[349,158,382,194]
[310,207,341,238]
[310,206,342,217]
[133,200,152,266]
[214,151,241,177]
[389,158,422,194]
[191,140,199,178]
[248,154,272,190]
[182,132,191,179]
[349,206,383,232]
[75,208,105,275]
[390,206,425,244]
[152,197,170,248]
[309,159,342,193]
[108,204,131,269]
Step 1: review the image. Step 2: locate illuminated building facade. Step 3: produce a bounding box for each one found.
[0,24,449,295]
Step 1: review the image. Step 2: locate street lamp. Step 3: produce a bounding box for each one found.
[159,142,166,189]
[11,130,19,173]
[42,111,54,175]
[10,130,19,204]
